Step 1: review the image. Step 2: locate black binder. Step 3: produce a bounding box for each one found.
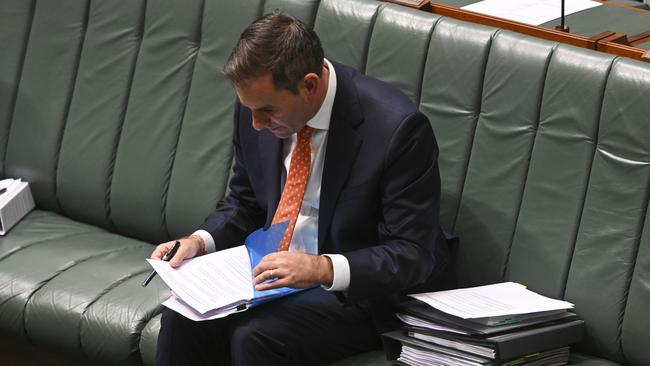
[404,318,584,360]
[398,299,578,335]
[384,329,574,366]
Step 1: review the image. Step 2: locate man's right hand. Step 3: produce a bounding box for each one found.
[150,235,206,268]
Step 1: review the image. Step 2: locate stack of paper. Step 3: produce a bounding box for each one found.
[147,222,305,321]
[384,282,584,366]
[0,178,35,235]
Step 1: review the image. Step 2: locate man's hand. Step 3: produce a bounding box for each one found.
[150,235,205,268]
[252,252,333,290]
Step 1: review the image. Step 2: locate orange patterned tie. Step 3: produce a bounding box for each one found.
[272,126,315,251]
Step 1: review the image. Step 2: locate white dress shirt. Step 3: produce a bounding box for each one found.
[194,59,350,291]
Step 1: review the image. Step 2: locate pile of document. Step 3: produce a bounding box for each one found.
[384,282,584,366]
[0,178,35,235]
[147,222,303,321]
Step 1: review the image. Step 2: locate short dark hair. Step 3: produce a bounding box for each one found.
[223,11,324,94]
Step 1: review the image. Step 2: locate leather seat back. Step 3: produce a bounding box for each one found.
[2,0,650,364]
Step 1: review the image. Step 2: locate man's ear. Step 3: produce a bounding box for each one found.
[302,73,320,97]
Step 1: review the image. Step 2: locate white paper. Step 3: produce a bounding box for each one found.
[396,313,470,335]
[409,332,495,359]
[147,245,253,314]
[162,294,245,321]
[462,0,602,26]
[410,282,574,319]
[399,343,488,366]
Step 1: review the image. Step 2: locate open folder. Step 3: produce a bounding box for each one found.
[147,221,303,321]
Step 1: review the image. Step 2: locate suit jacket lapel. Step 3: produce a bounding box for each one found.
[318,66,363,248]
[258,129,283,228]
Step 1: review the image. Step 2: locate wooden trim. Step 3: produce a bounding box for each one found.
[426,1,650,62]
[629,30,650,45]
[595,0,650,13]
[600,32,630,45]
[384,0,431,10]
[590,31,617,42]
[597,40,650,61]
[429,2,598,49]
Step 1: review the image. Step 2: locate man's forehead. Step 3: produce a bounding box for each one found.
[235,74,288,108]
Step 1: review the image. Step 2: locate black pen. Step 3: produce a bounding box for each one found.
[142,240,181,287]
[0,188,6,195]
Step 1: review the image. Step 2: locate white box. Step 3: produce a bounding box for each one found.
[0,181,35,235]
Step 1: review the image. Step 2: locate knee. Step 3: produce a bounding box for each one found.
[230,323,289,363]
[230,323,263,351]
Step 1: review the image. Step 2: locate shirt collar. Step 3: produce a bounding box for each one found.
[305,58,336,131]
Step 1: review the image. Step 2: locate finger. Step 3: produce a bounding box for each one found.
[169,244,194,268]
[261,252,279,261]
[255,276,290,291]
[252,263,270,277]
[252,268,278,285]
[150,242,174,260]
[251,258,279,277]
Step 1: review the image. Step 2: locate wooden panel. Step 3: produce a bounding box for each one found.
[426,1,650,63]
[597,41,650,61]
[429,2,597,49]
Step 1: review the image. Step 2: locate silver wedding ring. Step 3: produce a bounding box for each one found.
[269,269,274,277]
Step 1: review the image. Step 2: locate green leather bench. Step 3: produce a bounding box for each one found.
[1,0,649,365]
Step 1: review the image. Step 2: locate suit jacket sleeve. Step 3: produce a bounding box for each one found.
[198,101,266,250]
[343,111,445,301]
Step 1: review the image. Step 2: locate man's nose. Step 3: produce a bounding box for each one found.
[251,111,269,131]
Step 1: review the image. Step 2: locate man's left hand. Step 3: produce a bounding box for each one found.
[252,252,333,290]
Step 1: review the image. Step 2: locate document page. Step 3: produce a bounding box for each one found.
[461,0,602,26]
[147,245,253,314]
[410,282,574,319]
[162,294,245,321]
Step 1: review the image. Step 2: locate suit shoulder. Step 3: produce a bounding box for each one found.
[338,64,420,124]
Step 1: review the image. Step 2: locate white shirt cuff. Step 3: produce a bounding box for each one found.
[192,229,216,253]
[321,254,350,291]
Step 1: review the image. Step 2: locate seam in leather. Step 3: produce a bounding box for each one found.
[257,0,266,19]
[307,0,320,27]
[616,61,645,366]
[360,3,381,75]
[1,0,37,176]
[451,26,496,234]
[136,304,166,365]
[416,16,441,109]
[501,43,556,280]
[617,231,642,365]
[161,0,205,240]
[0,230,96,263]
[76,246,151,361]
[560,57,616,301]
[21,243,148,345]
[52,0,93,215]
[105,0,149,233]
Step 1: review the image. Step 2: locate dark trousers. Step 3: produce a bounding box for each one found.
[155,287,381,366]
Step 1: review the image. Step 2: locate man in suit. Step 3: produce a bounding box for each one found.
[152,11,450,366]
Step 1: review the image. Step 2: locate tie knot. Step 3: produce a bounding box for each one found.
[297,126,315,143]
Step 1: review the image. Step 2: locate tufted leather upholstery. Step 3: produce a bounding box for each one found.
[1,0,649,365]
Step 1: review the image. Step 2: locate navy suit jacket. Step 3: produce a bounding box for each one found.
[200,62,449,315]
